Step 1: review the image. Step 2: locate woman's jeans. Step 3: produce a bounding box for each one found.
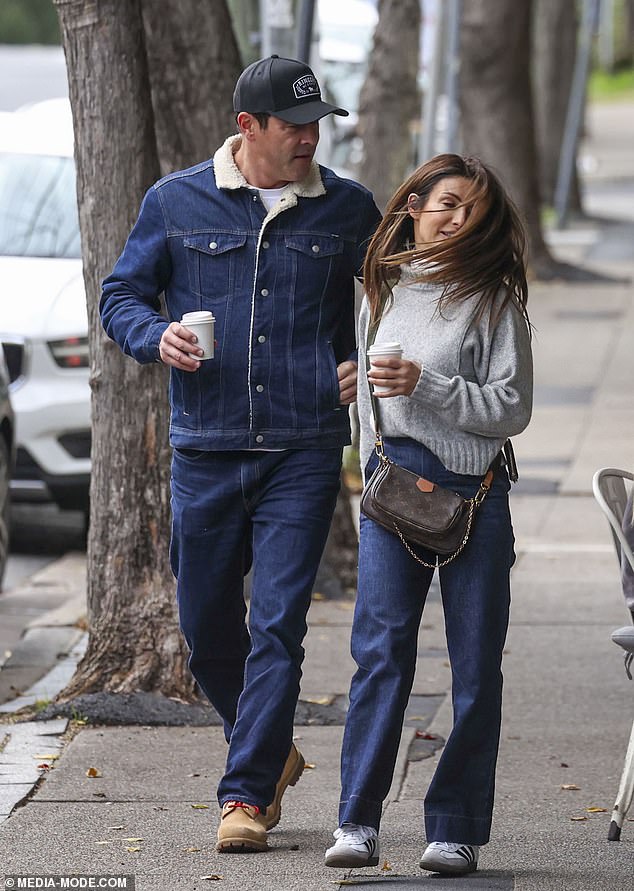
[338,438,514,845]
[170,446,342,811]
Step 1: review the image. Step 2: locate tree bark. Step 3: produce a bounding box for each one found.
[355,0,421,211]
[54,0,241,700]
[533,0,582,213]
[459,0,555,276]
[141,0,242,174]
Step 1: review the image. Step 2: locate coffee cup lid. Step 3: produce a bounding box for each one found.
[367,341,402,353]
[181,311,215,322]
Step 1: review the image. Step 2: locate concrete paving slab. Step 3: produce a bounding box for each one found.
[0,633,88,711]
[0,783,34,818]
[0,627,82,669]
[35,726,225,803]
[0,726,354,891]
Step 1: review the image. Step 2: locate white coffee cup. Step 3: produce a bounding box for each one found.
[367,341,403,394]
[180,310,215,360]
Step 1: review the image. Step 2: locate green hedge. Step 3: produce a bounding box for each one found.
[0,0,60,45]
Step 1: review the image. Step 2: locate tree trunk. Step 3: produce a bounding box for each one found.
[459,0,555,276]
[141,0,242,174]
[533,0,582,213]
[355,0,421,211]
[314,478,359,599]
[54,0,241,701]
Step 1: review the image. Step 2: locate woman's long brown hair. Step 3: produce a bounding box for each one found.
[364,154,530,331]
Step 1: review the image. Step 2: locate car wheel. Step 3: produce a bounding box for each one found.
[0,437,10,591]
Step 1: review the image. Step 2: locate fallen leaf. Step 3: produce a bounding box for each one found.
[304,695,334,706]
[586,807,608,813]
[95,841,111,846]
[125,846,141,853]
[381,859,392,871]
[191,804,210,809]
[108,826,125,831]
[201,877,223,881]
[188,773,201,777]
[312,592,326,600]
[92,792,107,798]
[304,763,316,769]
[571,816,588,822]
[152,806,169,811]
[33,753,59,760]
[86,767,102,778]
[124,837,144,842]
[415,730,437,740]
[186,847,201,853]
[37,763,51,771]
[560,762,569,768]
[561,784,580,791]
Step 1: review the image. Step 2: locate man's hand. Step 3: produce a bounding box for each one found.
[159,322,203,371]
[337,360,358,405]
[367,357,422,397]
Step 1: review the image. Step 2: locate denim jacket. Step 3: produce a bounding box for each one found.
[100,135,381,451]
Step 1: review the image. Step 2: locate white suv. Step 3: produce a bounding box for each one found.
[0,99,90,514]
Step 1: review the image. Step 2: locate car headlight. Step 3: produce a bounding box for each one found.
[47,336,89,368]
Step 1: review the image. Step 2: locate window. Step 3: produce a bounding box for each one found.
[0,153,80,259]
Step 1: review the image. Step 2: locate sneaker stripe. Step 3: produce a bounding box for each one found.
[455,845,476,863]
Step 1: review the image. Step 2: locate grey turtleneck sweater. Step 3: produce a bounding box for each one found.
[357,265,533,475]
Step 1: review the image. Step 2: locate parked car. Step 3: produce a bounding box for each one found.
[0,346,15,589]
[0,98,90,515]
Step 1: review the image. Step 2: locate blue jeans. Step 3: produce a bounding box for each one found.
[338,438,514,845]
[170,446,342,811]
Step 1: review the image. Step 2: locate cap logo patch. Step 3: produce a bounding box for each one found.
[292,74,320,99]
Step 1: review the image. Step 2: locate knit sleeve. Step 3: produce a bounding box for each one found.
[409,300,533,438]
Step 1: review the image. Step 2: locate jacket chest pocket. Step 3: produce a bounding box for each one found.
[284,234,344,295]
[184,232,247,301]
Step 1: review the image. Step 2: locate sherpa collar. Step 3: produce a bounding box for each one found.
[213,134,326,221]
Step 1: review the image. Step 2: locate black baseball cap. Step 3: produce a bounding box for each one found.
[233,55,349,125]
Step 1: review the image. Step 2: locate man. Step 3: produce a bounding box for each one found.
[100,55,381,853]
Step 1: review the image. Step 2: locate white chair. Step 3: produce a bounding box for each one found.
[592,467,634,841]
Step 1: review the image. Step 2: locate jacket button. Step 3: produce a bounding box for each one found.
[262,241,270,249]
[209,241,217,249]
[258,335,266,343]
[260,288,269,296]
[256,434,264,443]
[256,384,264,393]
[312,244,320,253]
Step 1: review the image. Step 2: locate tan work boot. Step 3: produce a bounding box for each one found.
[263,744,305,830]
[216,801,268,853]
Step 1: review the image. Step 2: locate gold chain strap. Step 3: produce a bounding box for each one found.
[393,496,477,569]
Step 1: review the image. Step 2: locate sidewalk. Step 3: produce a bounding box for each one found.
[1,106,634,889]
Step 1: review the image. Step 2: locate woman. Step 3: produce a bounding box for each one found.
[325,155,533,876]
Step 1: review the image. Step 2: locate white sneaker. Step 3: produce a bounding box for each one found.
[420,841,479,875]
[324,823,380,868]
